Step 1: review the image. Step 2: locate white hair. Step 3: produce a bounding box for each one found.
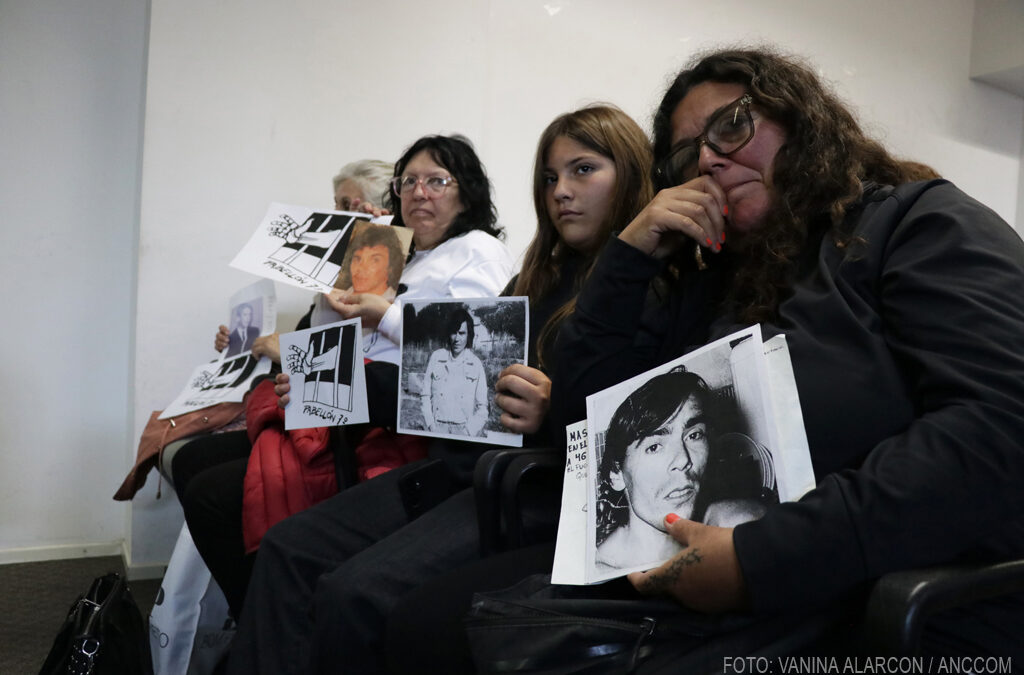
[333,159,394,205]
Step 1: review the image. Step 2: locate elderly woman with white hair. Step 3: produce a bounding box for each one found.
[332,159,394,212]
[171,158,398,619]
[176,137,516,625]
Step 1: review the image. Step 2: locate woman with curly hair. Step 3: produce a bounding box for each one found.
[548,46,1024,658]
[227,105,655,674]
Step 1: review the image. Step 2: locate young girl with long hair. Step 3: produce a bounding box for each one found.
[226,105,655,675]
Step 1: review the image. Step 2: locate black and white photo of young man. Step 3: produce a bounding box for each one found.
[398,298,528,446]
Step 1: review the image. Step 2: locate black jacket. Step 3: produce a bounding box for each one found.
[551,180,1024,654]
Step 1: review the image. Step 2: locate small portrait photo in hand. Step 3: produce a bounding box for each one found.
[398,297,528,447]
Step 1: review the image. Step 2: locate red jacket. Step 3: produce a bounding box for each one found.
[242,379,335,553]
[241,377,429,552]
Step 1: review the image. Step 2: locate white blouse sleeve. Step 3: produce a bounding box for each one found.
[446,232,516,298]
[377,231,516,344]
[377,301,403,345]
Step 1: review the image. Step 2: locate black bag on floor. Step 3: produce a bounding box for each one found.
[464,573,847,675]
[39,572,153,675]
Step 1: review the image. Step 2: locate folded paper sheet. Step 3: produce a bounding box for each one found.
[552,326,814,584]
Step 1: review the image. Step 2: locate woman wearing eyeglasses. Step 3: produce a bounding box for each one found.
[545,47,1024,657]
[316,135,513,366]
[177,137,512,638]
[225,105,655,675]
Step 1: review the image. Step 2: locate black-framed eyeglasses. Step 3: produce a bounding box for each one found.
[654,94,755,189]
[390,175,458,197]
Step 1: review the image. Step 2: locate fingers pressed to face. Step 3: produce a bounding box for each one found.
[657,178,727,247]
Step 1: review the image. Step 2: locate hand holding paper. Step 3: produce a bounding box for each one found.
[628,515,747,613]
[251,333,281,363]
[274,372,291,409]
[349,198,391,218]
[324,290,392,330]
[494,364,551,435]
[215,325,230,352]
[277,319,368,430]
[549,326,814,585]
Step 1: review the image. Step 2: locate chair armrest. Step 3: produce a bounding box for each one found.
[474,447,559,557]
[863,558,1024,654]
[500,450,564,550]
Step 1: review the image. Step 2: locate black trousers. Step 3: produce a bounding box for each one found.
[385,542,556,674]
[171,362,404,620]
[171,430,255,619]
[225,463,482,675]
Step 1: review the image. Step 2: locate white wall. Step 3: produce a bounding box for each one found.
[2,0,1021,571]
[0,0,148,562]
[130,0,1022,567]
[971,0,1024,94]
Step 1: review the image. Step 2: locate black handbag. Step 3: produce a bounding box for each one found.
[39,572,153,675]
[464,574,847,674]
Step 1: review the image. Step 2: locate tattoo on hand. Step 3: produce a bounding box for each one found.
[643,547,703,594]
[680,548,703,566]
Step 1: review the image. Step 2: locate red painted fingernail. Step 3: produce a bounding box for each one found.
[705,237,713,247]
[720,232,726,243]
[723,205,729,216]
[665,513,680,524]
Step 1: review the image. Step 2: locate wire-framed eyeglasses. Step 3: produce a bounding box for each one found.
[654,94,755,189]
[390,175,458,197]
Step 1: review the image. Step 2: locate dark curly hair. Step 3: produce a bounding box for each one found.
[386,135,503,249]
[653,47,939,323]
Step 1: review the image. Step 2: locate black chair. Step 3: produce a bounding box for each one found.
[475,448,1024,655]
[863,559,1024,654]
[473,447,564,556]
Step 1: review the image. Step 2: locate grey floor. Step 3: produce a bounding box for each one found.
[0,556,161,674]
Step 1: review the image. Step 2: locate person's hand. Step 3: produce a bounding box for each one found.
[251,332,281,363]
[324,289,393,329]
[495,365,551,435]
[618,176,727,260]
[627,514,747,613]
[215,325,230,352]
[349,198,391,219]
[274,372,291,409]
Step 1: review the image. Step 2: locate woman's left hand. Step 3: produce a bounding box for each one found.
[324,289,392,329]
[627,515,747,613]
[349,198,391,219]
[274,372,291,409]
[251,332,281,363]
[494,364,551,435]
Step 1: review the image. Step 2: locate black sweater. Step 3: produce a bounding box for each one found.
[551,180,1024,655]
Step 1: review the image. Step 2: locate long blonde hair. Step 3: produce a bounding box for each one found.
[515,104,654,367]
